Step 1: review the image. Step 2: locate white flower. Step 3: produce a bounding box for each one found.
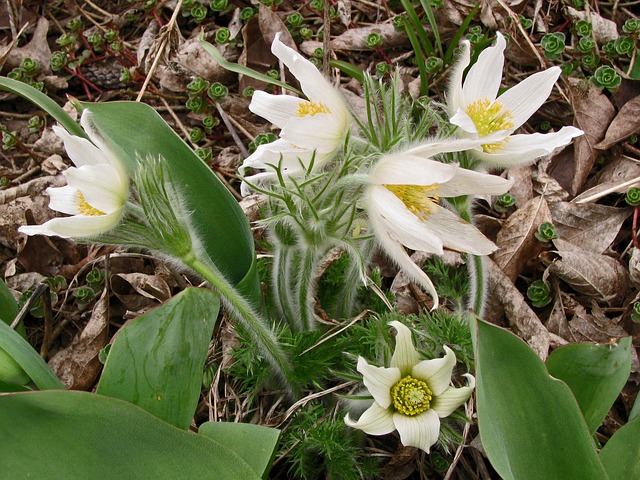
[19,112,128,238]
[365,138,513,309]
[447,32,583,167]
[240,33,352,194]
[345,321,475,453]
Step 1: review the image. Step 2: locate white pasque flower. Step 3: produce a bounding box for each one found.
[239,32,352,195]
[447,32,583,167]
[19,112,128,238]
[365,138,513,309]
[345,321,474,453]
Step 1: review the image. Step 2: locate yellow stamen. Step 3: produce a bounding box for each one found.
[76,191,105,216]
[384,184,440,222]
[465,97,515,153]
[391,375,433,416]
[296,100,331,117]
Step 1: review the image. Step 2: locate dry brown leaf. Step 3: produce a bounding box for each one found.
[548,202,631,253]
[485,258,550,360]
[507,165,534,207]
[568,300,628,343]
[564,7,619,44]
[574,155,640,203]
[113,272,172,302]
[5,18,52,73]
[493,195,552,282]
[596,94,640,149]
[543,239,629,306]
[568,78,616,195]
[546,289,572,341]
[533,157,571,202]
[48,290,109,390]
[629,248,640,288]
[300,24,408,54]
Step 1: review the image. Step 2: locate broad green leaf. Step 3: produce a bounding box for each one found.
[80,101,260,301]
[599,415,640,480]
[199,421,280,479]
[97,288,219,430]
[0,77,87,138]
[0,319,64,390]
[330,60,364,83]
[475,319,607,480]
[546,338,632,434]
[0,390,259,480]
[0,277,19,325]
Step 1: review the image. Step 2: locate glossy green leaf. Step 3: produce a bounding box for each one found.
[199,421,280,479]
[97,288,219,430]
[0,319,64,390]
[600,415,640,480]
[0,390,259,480]
[547,338,632,434]
[475,319,607,480]
[80,101,260,301]
[0,77,86,138]
[0,277,19,325]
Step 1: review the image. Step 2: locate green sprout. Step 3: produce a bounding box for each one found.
[366,32,383,49]
[581,51,600,69]
[540,32,566,61]
[577,37,595,53]
[185,96,207,114]
[299,27,313,40]
[104,29,118,43]
[248,132,277,154]
[539,121,551,132]
[527,280,553,308]
[190,127,206,144]
[66,18,84,31]
[425,56,443,73]
[73,287,96,312]
[623,19,640,34]
[614,36,636,57]
[27,115,44,133]
[2,130,18,150]
[591,65,621,92]
[209,0,228,12]
[202,114,220,132]
[190,4,208,23]
[215,27,231,44]
[196,147,213,162]
[20,58,40,77]
[375,61,391,76]
[631,302,640,323]
[626,187,640,206]
[495,193,516,213]
[466,26,485,44]
[535,222,559,243]
[575,20,592,37]
[242,86,255,98]
[87,32,105,48]
[187,77,210,95]
[519,15,533,30]
[240,7,256,21]
[86,267,105,290]
[207,82,228,101]
[287,12,304,28]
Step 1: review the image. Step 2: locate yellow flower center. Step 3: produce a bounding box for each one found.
[384,184,440,221]
[391,375,433,416]
[76,191,106,216]
[465,97,515,153]
[296,100,331,117]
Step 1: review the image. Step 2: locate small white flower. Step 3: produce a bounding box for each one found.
[447,32,583,167]
[19,112,128,238]
[240,32,352,194]
[345,321,475,453]
[365,138,513,309]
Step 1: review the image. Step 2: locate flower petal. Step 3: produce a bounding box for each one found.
[438,168,513,197]
[462,32,506,107]
[371,155,458,186]
[344,402,396,435]
[249,91,304,129]
[53,125,110,168]
[46,185,82,215]
[431,374,475,418]
[423,205,498,255]
[393,408,441,453]
[357,356,401,409]
[446,40,471,117]
[64,164,127,213]
[401,137,489,160]
[411,345,456,396]
[497,66,561,130]
[279,112,347,152]
[476,126,583,167]
[19,210,123,238]
[389,321,421,375]
[450,108,479,136]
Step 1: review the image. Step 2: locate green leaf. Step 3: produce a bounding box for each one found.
[0,277,19,325]
[0,319,64,390]
[199,421,280,479]
[599,416,640,480]
[330,60,364,83]
[97,288,219,430]
[199,35,301,95]
[81,101,260,301]
[475,319,608,480]
[0,390,260,480]
[546,338,632,434]
[0,77,87,138]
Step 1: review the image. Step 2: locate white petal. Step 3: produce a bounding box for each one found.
[497,66,561,129]
[80,111,130,181]
[344,403,396,435]
[371,155,459,186]
[438,168,514,197]
[446,40,471,116]
[46,185,82,215]
[64,164,127,213]
[411,345,456,396]
[431,374,475,418]
[462,32,506,106]
[279,112,346,152]
[249,91,302,129]
[401,137,488,159]
[53,125,109,168]
[423,205,497,255]
[393,409,441,453]
[450,108,480,135]
[357,356,400,409]
[241,139,315,172]
[389,321,421,375]
[19,210,123,238]
[476,127,583,167]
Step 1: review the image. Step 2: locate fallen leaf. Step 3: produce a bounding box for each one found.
[568,300,628,343]
[48,290,109,390]
[596,94,640,149]
[548,202,631,253]
[568,77,616,195]
[546,290,572,341]
[573,154,640,203]
[113,272,172,302]
[543,239,629,306]
[507,165,535,207]
[300,23,408,54]
[493,195,552,282]
[564,7,619,44]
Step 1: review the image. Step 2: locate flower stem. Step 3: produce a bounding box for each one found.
[456,197,487,317]
[182,252,300,399]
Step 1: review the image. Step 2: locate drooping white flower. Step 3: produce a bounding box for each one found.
[447,32,583,167]
[239,32,352,194]
[345,321,475,453]
[365,138,513,309]
[19,112,129,238]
